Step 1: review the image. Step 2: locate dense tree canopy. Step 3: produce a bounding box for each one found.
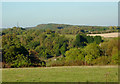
[84,43,100,64]
[65,48,84,61]
[1,25,119,67]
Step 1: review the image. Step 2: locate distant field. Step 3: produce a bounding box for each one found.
[2,66,118,82]
[61,33,118,39]
[87,32,118,38]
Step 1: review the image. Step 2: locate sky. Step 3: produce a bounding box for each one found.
[2,2,118,28]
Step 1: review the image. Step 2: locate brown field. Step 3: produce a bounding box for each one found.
[87,32,118,38]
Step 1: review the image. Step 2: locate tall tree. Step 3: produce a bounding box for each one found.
[84,43,100,64]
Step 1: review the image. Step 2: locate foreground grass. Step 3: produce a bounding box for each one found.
[2,66,118,82]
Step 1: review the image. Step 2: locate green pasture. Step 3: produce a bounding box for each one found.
[2,66,118,82]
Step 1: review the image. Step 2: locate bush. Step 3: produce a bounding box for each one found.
[41,61,46,67]
[2,62,11,68]
[64,60,85,66]
[47,59,85,66]
[50,60,65,67]
[12,54,31,68]
[92,56,111,65]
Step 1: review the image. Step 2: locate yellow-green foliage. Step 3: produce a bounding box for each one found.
[84,43,100,64]
[65,48,84,61]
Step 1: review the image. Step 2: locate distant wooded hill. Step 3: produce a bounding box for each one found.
[1,23,119,35]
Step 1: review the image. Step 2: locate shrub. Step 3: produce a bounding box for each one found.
[41,61,46,67]
[12,54,31,68]
[50,60,65,67]
[64,60,84,66]
[92,56,111,65]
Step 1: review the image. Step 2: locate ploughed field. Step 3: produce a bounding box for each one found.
[2,66,118,82]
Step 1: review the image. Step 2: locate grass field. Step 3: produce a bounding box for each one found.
[2,66,118,82]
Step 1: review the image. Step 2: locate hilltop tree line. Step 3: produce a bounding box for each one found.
[1,26,119,68]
